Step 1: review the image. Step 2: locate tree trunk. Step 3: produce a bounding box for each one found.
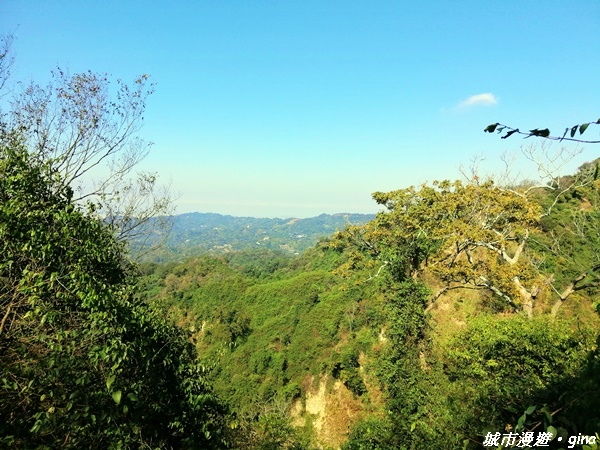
[513,277,535,318]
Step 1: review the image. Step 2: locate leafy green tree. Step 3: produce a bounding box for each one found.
[336,171,600,318]
[342,416,395,450]
[528,162,600,315]
[229,410,308,450]
[336,180,540,315]
[0,130,227,448]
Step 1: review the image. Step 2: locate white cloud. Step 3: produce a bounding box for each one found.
[458,93,498,108]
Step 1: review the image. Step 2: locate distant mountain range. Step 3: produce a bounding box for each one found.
[132,212,375,262]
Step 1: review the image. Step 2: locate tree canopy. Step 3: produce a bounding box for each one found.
[335,163,600,319]
[0,128,227,448]
[0,36,229,448]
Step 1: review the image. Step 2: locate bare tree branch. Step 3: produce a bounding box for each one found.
[0,34,15,96]
[6,64,174,245]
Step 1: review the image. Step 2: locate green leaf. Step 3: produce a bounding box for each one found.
[571,125,578,138]
[547,425,557,439]
[579,123,590,135]
[556,427,569,442]
[484,123,499,133]
[525,405,536,415]
[529,128,550,137]
[501,129,519,139]
[106,375,115,391]
[543,409,553,425]
[112,390,122,404]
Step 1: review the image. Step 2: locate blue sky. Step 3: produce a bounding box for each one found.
[1,1,599,218]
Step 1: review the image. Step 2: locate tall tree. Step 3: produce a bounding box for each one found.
[0,36,173,247]
[335,163,600,317]
[0,128,227,449]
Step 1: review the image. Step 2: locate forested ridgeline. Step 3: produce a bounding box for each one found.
[129,212,375,262]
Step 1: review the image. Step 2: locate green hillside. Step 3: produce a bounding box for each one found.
[3,121,599,447]
[135,160,600,449]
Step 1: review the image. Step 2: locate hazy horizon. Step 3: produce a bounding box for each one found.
[2,1,598,217]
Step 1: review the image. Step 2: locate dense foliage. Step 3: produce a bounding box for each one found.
[336,163,600,449]
[0,132,227,448]
[138,243,383,447]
